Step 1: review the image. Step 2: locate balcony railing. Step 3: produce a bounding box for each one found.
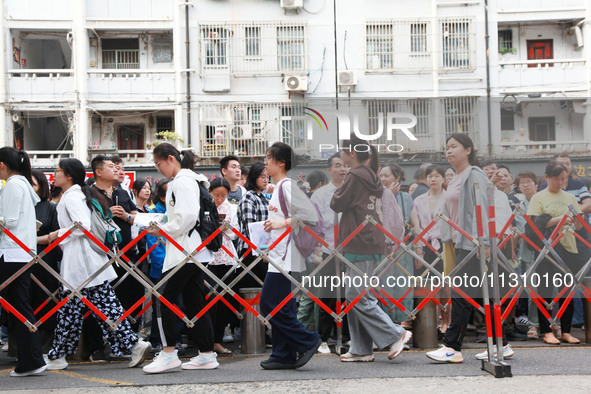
[498,58,587,93]
[7,69,75,101]
[499,140,590,156]
[86,69,176,100]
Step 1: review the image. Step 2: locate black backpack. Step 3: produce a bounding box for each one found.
[172,180,223,252]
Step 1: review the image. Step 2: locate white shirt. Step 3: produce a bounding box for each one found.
[161,169,214,273]
[0,175,40,262]
[311,182,340,253]
[57,185,117,289]
[267,179,318,273]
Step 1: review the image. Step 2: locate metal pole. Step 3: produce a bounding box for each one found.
[185,2,192,146]
[484,0,493,157]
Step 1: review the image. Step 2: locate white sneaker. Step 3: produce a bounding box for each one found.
[426,345,464,363]
[475,344,514,360]
[142,350,181,374]
[45,356,68,370]
[129,340,151,368]
[317,342,331,354]
[388,330,413,360]
[181,352,219,370]
[222,326,234,343]
[2,343,8,352]
[10,365,47,377]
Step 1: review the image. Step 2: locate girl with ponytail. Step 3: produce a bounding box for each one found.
[330,138,412,362]
[0,147,46,376]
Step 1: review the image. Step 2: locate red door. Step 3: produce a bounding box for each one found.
[527,40,553,68]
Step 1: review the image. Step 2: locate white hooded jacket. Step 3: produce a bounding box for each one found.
[161,169,214,273]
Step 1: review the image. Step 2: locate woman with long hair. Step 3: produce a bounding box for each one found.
[44,158,150,370]
[30,169,62,353]
[527,161,582,345]
[143,143,218,373]
[0,147,46,377]
[331,137,412,362]
[426,133,512,363]
[259,142,321,370]
[237,162,270,289]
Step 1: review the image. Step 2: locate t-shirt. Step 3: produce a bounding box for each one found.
[443,169,467,243]
[228,188,243,205]
[527,189,581,253]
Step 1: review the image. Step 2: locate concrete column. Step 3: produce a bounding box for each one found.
[584,5,591,144]
[73,0,89,164]
[0,1,8,147]
[173,0,186,144]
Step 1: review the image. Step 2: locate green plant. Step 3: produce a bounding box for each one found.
[499,47,517,55]
[155,130,184,144]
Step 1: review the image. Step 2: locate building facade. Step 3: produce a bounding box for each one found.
[1,0,590,171]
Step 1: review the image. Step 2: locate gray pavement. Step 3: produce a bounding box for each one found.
[1,339,590,392]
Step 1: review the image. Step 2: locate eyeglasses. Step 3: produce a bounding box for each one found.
[518,180,535,186]
[54,169,64,174]
[154,161,163,170]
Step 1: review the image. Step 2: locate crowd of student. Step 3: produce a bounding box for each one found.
[0,134,588,376]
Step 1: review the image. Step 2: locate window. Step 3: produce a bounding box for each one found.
[245,26,260,57]
[152,36,173,63]
[277,26,305,71]
[102,38,140,69]
[410,23,427,53]
[500,108,514,131]
[280,106,306,151]
[442,20,471,69]
[498,29,513,54]
[528,117,555,141]
[443,97,477,139]
[202,27,228,67]
[366,23,393,70]
[156,116,174,133]
[249,108,263,138]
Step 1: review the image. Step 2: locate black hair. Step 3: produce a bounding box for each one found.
[341,134,379,173]
[553,153,571,160]
[110,156,123,165]
[219,155,241,175]
[153,142,196,169]
[0,147,33,184]
[267,142,296,171]
[132,178,151,196]
[85,176,95,186]
[515,170,538,185]
[153,178,172,204]
[480,160,498,169]
[58,158,110,214]
[31,169,50,201]
[240,164,249,178]
[245,162,266,191]
[50,185,62,200]
[446,133,479,167]
[327,152,342,169]
[415,163,432,181]
[209,177,231,193]
[90,155,111,177]
[545,160,567,178]
[307,170,328,191]
[383,162,406,182]
[425,165,445,178]
[497,164,511,173]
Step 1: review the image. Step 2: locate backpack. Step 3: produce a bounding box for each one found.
[277,179,325,258]
[88,198,122,255]
[172,180,223,252]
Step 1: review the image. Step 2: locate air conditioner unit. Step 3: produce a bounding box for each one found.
[280,0,303,10]
[284,75,308,92]
[338,71,357,86]
[230,124,252,139]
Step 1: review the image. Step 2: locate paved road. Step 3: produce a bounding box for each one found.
[2,341,590,392]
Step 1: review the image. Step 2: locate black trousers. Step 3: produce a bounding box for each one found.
[158,263,214,351]
[113,252,144,332]
[443,249,507,352]
[316,254,349,342]
[0,260,45,373]
[206,264,239,344]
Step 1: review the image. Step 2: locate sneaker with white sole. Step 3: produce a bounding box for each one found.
[339,352,375,362]
[10,365,47,377]
[142,350,181,374]
[222,326,234,343]
[425,345,464,363]
[45,356,68,370]
[129,340,151,368]
[317,342,331,354]
[388,330,413,360]
[475,344,514,360]
[181,352,219,370]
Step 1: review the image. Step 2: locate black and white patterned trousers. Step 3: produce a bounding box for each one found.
[47,281,138,360]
